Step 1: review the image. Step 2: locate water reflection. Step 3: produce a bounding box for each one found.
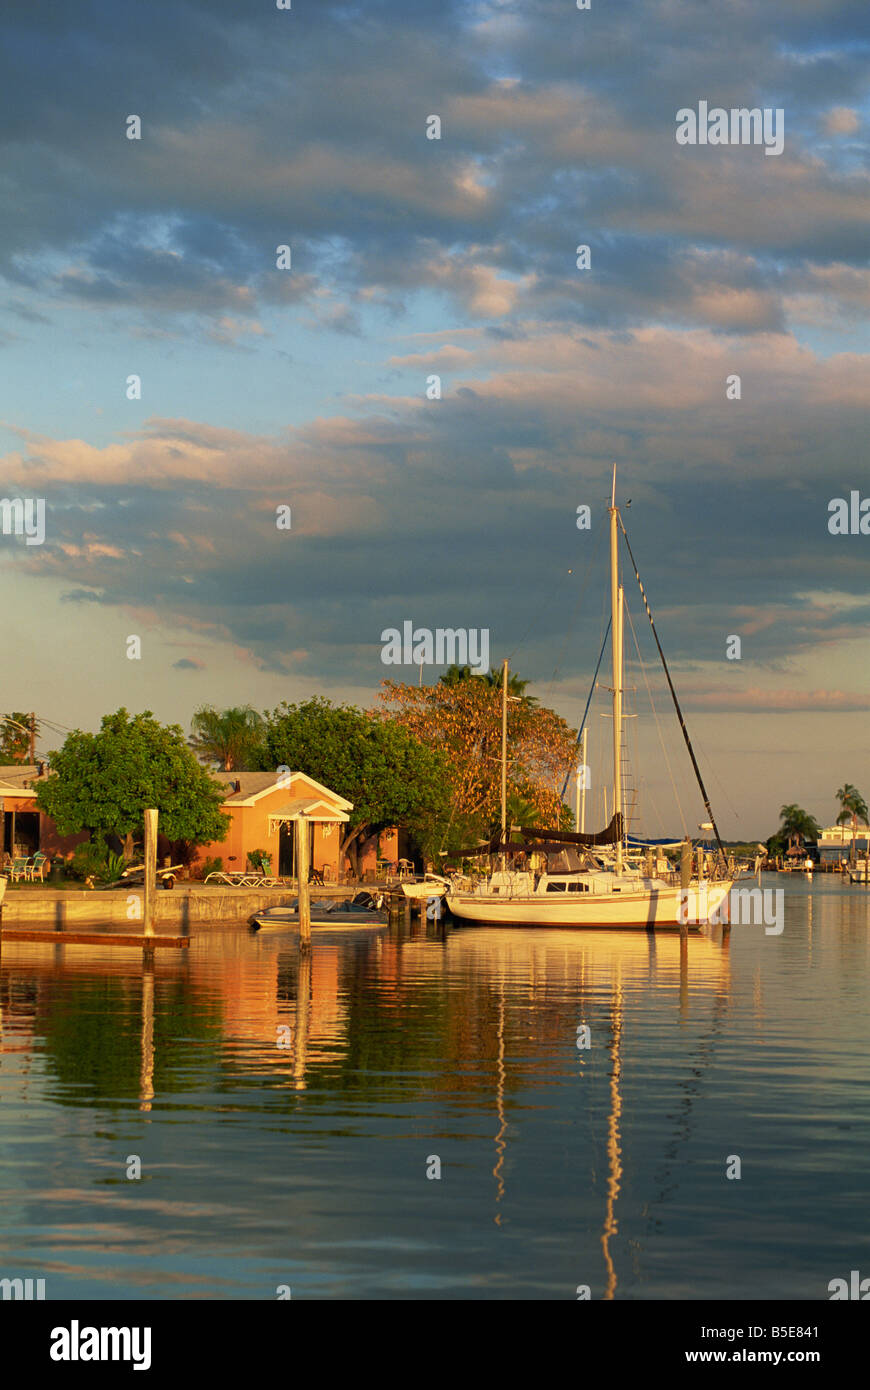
[1,878,869,1299]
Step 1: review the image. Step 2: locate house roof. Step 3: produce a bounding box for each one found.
[0,763,41,791]
[212,769,353,811]
[267,797,350,824]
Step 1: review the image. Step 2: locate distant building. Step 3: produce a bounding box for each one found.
[816,824,870,865]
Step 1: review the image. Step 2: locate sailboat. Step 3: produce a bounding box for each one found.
[445,471,734,929]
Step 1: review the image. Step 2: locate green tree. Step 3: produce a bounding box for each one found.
[482,668,538,706]
[0,712,37,763]
[261,697,449,873]
[439,665,538,707]
[439,664,480,687]
[189,705,264,771]
[778,803,820,850]
[36,709,231,851]
[835,783,868,863]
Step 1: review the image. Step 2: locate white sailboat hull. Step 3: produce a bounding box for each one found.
[446,878,732,929]
[400,876,450,900]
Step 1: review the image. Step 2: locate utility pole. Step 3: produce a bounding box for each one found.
[29,713,36,764]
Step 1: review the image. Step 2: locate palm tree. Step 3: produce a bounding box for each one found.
[835,784,868,865]
[189,706,264,772]
[439,664,480,686]
[0,712,38,763]
[482,669,538,706]
[778,804,820,858]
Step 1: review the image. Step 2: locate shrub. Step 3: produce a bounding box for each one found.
[198,855,223,880]
[68,840,129,883]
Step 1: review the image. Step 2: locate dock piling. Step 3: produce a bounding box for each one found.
[143,808,158,944]
[680,838,691,940]
[296,816,311,948]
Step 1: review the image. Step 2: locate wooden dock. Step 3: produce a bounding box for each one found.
[0,927,189,948]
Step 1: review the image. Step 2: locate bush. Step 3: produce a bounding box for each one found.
[198,855,223,880]
[247,848,271,872]
[67,840,130,884]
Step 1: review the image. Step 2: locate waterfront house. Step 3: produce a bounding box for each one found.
[816,824,870,866]
[0,764,86,862]
[1,763,400,882]
[194,771,400,882]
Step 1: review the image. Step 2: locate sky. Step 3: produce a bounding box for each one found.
[1,0,869,840]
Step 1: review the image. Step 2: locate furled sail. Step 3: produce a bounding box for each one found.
[520,813,624,848]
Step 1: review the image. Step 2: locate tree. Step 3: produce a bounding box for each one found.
[261,697,449,873]
[482,668,538,706]
[835,783,868,863]
[189,705,264,771]
[379,676,576,853]
[36,709,231,851]
[439,665,538,706]
[778,804,820,850]
[0,712,37,763]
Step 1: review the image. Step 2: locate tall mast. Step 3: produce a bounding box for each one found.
[609,468,623,872]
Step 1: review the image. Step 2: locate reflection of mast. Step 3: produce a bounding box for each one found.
[139,960,155,1112]
[293,947,312,1091]
[493,975,506,1222]
[600,968,623,1299]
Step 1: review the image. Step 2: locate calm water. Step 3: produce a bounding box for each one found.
[1,874,869,1300]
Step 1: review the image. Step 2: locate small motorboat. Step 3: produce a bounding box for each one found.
[400,873,450,901]
[249,891,387,930]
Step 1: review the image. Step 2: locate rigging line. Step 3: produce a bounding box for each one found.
[559,617,611,802]
[619,515,726,866]
[624,599,688,839]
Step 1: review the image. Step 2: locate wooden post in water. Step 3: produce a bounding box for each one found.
[680,838,691,939]
[296,815,311,948]
[143,808,158,941]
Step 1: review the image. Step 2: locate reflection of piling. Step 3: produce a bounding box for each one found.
[139,958,155,1112]
[296,816,311,948]
[143,808,158,947]
[293,947,311,1091]
[680,839,691,940]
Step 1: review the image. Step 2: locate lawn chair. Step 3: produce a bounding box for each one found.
[27,852,49,881]
[10,856,30,882]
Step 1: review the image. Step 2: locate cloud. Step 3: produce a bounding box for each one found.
[173,657,205,670]
[822,107,861,136]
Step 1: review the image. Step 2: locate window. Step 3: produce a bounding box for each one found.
[546,882,567,892]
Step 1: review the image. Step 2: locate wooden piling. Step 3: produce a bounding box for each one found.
[296,816,311,948]
[680,838,691,939]
[143,808,158,942]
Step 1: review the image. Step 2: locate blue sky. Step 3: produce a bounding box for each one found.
[1,0,869,838]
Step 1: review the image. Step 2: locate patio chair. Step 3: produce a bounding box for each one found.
[10,856,30,882]
[27,852,49,882]
[397,858,414,879]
